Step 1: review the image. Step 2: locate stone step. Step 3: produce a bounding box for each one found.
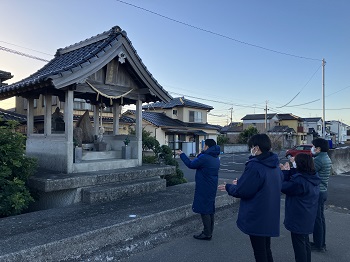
[28,165,176,211]
[72,159,139,173]
[81,150,121,161]
[0,182,237,262]
[82,177,166,204]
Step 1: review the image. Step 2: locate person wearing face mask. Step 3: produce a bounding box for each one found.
[176,139,220,240]
[281,153,321,262]
[309,138,332,252]
[218,134,283,262]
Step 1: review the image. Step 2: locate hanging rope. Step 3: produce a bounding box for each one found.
[86,80,134,105]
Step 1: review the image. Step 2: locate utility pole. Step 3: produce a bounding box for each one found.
[264,101,269,131]
[322,58,326,138]
[228,107,233,125]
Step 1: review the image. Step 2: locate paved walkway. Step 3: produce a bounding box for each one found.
[120,201,350,262]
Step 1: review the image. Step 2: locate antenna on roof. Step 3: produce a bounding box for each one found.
[179,97,184,105]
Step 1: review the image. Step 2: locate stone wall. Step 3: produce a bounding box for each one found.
[26,134,70,173]
[328,146,350,175]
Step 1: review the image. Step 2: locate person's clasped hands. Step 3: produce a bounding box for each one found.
[218,178,237,191]
[175,150,183,156]
[280,156,295,170]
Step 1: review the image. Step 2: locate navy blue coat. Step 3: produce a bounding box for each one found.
[282,170,320,234]
[180,145,220,214]
[226,152,283,237]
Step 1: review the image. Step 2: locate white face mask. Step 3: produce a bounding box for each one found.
[311,146,317,155]
[292,162,297,168]
[250,147,257,156]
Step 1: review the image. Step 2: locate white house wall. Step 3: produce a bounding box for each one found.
[329,121,348,143]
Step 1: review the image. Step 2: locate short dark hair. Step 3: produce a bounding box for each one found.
[295,153,315,173]
[312,138,329,152]
[205,139,216,148]
[247,134,271,153]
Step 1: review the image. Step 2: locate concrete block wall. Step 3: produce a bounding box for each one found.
[328,146,350,175]
[223,144,248,153]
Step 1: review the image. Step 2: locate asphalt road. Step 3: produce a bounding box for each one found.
[120,153,350,262]
[178,152,350,211]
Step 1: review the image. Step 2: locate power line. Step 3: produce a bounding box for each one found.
[279,84,350,108]
[168,91,265,110]
[0,41,52,56]
[0,45,50,62]
[277,64,322,108]
[115,0,322,61]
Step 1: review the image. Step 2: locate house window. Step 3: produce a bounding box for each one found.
[42,95,45,107]
[317,125,321,131]
[73,98,92,111]
[23,98,27,110]
[33,99,37,108]
[189,111,202,123]
[173,109,178,116]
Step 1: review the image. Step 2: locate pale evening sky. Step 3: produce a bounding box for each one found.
[1,0,350,126]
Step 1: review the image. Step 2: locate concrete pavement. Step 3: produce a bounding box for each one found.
[120,200,350,262]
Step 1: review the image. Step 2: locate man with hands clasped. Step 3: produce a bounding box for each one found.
[177,139,220,241]
[218,134,283,262]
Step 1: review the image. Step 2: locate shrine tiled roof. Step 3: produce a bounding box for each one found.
[0,26,172,103]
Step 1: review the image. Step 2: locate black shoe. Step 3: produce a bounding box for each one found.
[193,232,212,240]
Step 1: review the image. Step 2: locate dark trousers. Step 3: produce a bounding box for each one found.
[291,232,311,262]
[312,191,327,248]
[249,235,274,262]
[201,214,214,236]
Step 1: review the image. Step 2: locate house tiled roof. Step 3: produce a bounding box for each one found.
[220,123,243,133]
[268,125,295,133]
[127,110,185,127]
[0,26,172,103]
[241,113,277,120]
[0,108,26,123]
[143,97,213,110]
[277,113,301,121]
[126,110,219,131]
[302,117,322,122]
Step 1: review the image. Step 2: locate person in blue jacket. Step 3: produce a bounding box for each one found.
[281,153,320,262]
[218,134,283,262]
[177,139,220,240]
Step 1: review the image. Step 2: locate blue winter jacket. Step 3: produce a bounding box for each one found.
[225,152,283,237]
[180,145,220,214]
[282,170,320,234]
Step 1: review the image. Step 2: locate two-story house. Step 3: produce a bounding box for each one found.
[241,113,279,133]
[327,120,349,144]
[241,113,308,148]
[303,117,323,141]
[124,97,220,155]
[275,114,307,145]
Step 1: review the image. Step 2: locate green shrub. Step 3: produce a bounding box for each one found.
[217,134,230,145]
[0,119,37,217]
[159,145,186,186]
[237,126,259,144]
[142,155,158,164]
[135,129,187,186]
[163,168,187,187]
